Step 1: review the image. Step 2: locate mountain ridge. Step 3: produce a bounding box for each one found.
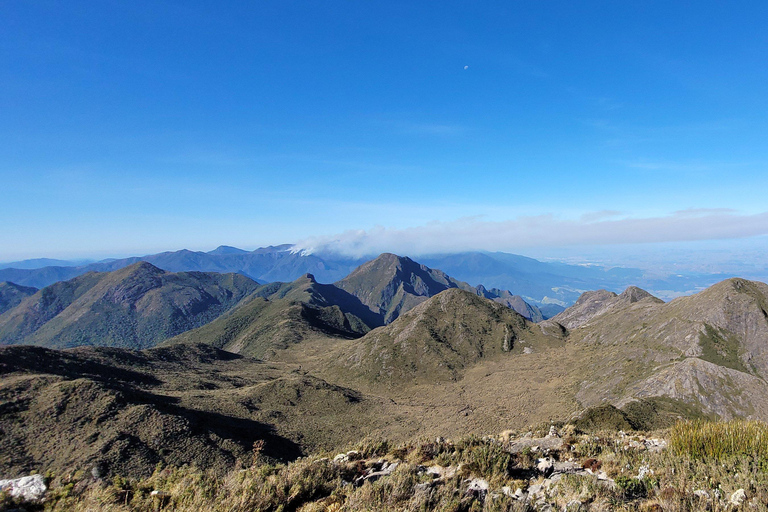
[0,262,260,349]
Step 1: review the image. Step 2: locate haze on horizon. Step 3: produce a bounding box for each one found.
[2,1,767,268]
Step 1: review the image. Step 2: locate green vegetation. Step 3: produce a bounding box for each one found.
[573,397,710,433]
[0,262,260,349]
[698,324,749,373]
[670,419,768,463]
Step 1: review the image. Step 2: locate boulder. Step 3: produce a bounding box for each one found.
[0,474,47,502]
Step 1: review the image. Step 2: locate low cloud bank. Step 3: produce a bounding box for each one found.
[291,210,768,258]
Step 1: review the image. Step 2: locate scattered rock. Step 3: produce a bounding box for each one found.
[333,450,361,463]
[537,458,554,476]
[0,474,47,502]
[528,483,545,497]
[644,438,668,452]
[354,461,399,486]
[546,425,559,438]
[693,489,710,499]
[426,465,456,479]
[509,435,564,454]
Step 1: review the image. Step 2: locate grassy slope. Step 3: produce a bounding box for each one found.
[0,262,260,349]
[0,343,389,479]
[166,274,374,359]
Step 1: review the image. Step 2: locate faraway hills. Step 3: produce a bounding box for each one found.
[2,252,768,481]
[0,244,739,310]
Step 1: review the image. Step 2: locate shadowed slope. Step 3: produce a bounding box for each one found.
[0,282,37,315]
[0,343,384,479]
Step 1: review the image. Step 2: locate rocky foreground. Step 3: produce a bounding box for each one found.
[3,420,768,511]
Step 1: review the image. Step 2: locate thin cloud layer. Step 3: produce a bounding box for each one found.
[291,210,768,258]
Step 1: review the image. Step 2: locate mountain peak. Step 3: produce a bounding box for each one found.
[618,286,659,304]
[336,254,462,323]
[118,261,165,277]
[208,245,249,255]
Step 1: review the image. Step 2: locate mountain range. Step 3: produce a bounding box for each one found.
[0,244,737,307]
[2,251,768,481]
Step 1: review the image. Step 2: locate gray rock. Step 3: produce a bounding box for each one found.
[564,500,585,511]
[730,488,747,506]
[465,478,489,500]
[0,474,47,502]
[537,458,554,476]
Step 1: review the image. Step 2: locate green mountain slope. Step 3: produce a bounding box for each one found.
[326,288,558,387]
[0,282,38,315]
[0,262,259,349]
[167,273,375,359]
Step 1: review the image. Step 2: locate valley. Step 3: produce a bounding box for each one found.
[3,251,768,495]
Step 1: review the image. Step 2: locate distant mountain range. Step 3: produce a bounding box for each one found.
[3,249,768,481]
[0,244,734,307]
[0,254,544,353]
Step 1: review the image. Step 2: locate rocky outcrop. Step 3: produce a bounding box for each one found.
[0,474,47,502]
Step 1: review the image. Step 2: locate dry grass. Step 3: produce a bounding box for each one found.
[26,420,768,511]
[670,419,768,463]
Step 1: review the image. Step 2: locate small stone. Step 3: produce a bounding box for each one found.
[465,478,489,500]
[693,489,710,499]
[730,488,747,506]
[151,490,171,498]
[546,425,559,438]
[537,457,555,476]
[564,500,584,511]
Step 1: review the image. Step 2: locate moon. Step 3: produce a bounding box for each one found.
[464,65,469,70]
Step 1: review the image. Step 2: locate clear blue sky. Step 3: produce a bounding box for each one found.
[2,1,768,261]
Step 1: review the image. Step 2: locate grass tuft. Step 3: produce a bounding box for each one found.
[670,419,768,463]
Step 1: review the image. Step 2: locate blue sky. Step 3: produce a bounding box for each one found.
[2,1,768,262]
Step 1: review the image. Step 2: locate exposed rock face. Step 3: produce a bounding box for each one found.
[0,474,47,502]
[551,286,663,330]
[558,278,768,419]
[625,358,768,419]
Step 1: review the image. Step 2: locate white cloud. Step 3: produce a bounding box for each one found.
[292,210,768,258]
